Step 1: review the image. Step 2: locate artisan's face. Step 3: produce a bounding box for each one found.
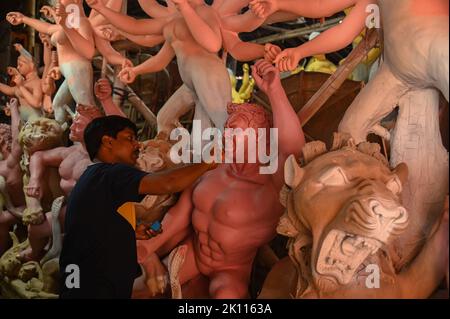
[109,128,140,166]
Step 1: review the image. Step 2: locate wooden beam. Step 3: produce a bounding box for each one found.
[298,28,380,126]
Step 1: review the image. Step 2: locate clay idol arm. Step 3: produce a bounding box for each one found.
[176,3,222,53]
[291,0,373,58]
[252,60,304,157]
[89,0,123,27]
[133,41,175,74]
[222,29,265,61]
[87,0,166,35]
[117,30,165,48]
[251,0,358,18]
[21,16,60,35]
[221,9,265,33]
[94,32,128,66]
[0,83,15,96]
[6,99,22,167]
[138,0,172,18]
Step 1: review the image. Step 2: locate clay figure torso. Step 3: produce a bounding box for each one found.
[190,165,281,273]
[57,144,91,195]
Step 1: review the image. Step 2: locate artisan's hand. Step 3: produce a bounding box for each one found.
[94,78,113,101]
[251,59,281,95]
[264,43,282,64]
[249,0,278,19]
[6,12,24,26]
[274,47,303,72]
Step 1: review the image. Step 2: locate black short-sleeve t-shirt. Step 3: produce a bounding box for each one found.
[59,163,147,299]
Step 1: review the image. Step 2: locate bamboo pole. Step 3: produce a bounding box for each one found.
[252,17,342,44]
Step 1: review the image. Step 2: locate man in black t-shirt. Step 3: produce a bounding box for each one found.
[59,115,214,298]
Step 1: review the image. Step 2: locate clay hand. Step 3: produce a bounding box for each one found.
[118,67,137,84]
[274,47,303,72]
[121,58,133,70]
[48,66,61,81]
[140,252,169,296]
[249,0,278,19]
[6,98,19,110]
[40,5,56,21]
[42,67,60,95]
[86,0,104,11]
[6,12,25,26]
[25,180,43,199]
[94,78,113,101]
[96,24,120,41]
[264,43,282,64]
[13,43,24,53]
[12,73,25,86]
[39,32,52,48]
[7,67,19,77]
[251,59,281,95]
[54,2,67,26]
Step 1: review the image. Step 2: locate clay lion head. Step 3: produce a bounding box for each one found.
[279,133,409,295]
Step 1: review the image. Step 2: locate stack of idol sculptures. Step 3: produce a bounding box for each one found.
[0,0,447,299]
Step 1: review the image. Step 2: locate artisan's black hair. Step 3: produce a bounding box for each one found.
[83,115,138,161]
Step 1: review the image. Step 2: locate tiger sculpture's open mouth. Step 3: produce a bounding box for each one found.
[316,229,383,288]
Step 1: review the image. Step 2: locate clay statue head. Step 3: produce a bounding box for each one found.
[19,118,64,155]
[0,124,12,160]
[69,104,103,143]
[136,139,176,172]
[224,102,272,163]
[16,46,37,76]
[279,133,409,295]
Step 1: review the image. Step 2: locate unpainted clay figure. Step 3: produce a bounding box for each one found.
[88,0,231,135]
[18,118,65,226]
[338,0,449,267]
[134,60,305,298]
[19,104,103,262]
[7,0,127,125]
[38,32,62,114]
[259,135,448,298]
[87,0,280,137]
[0,99,26,256]
[249,0,377,71]
[0,45,44,122]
